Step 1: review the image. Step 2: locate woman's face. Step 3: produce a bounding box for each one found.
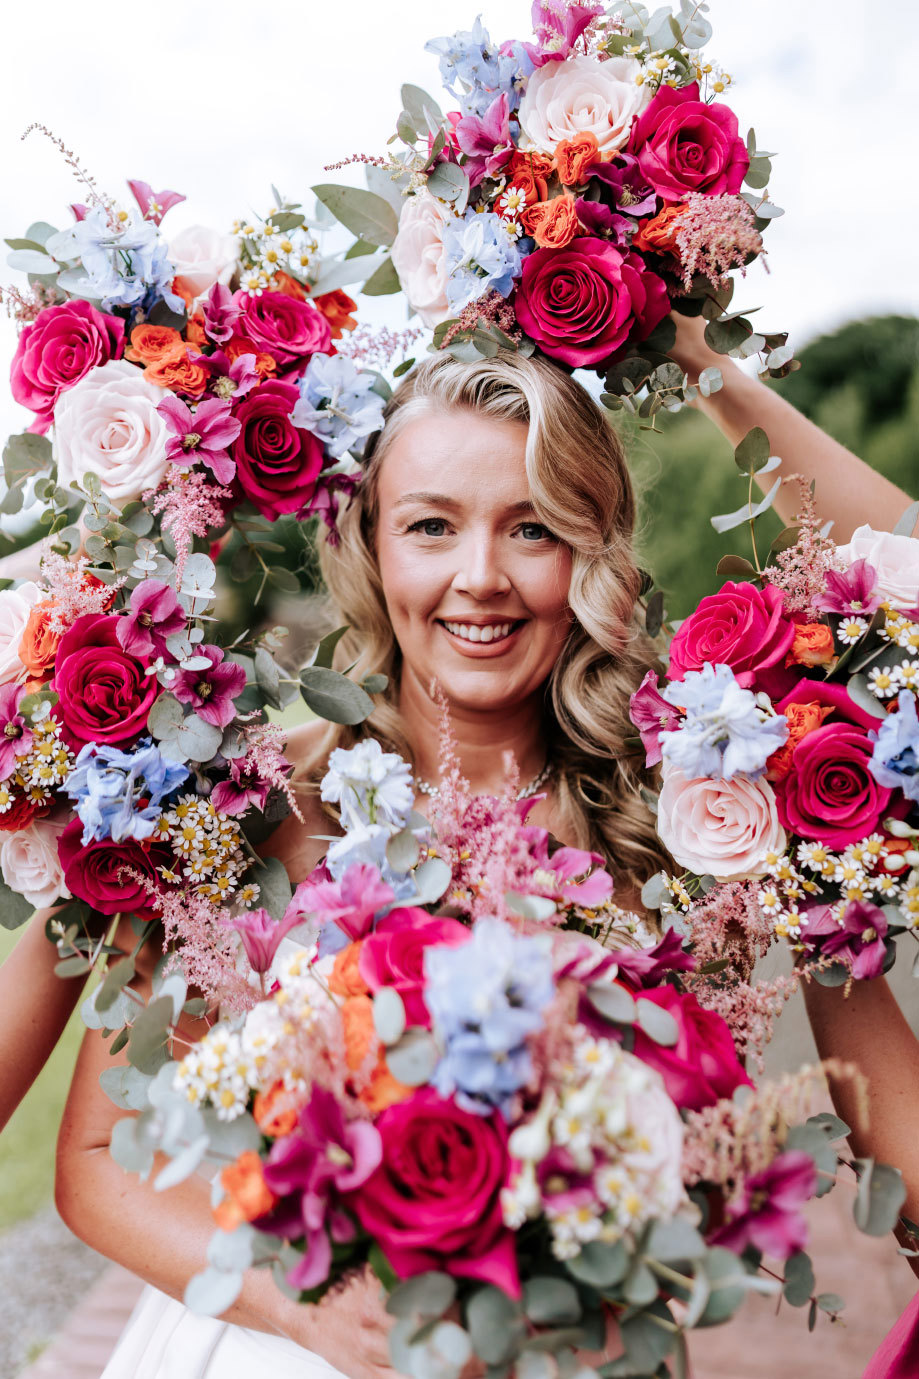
[375,408,574,714]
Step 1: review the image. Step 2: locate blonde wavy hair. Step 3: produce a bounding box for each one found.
[313,349,670,899]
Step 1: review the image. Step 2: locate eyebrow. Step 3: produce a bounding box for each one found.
[394,491,537,516]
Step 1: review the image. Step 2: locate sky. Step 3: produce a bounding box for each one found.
[0,0,914,452]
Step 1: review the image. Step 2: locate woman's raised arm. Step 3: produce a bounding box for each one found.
[667,313,915,542]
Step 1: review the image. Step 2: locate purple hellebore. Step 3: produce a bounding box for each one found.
[126,179,186,226]
[456,92,515,185]
[572,199,633,245]
[201,282,241,346]
[211,759,272,817]
[223,904,304,974]
[586,155,658,218]
[261,1086,383,1291]
[195,349,259,404]
[629,668,683,768]
[158,394,242,485]
[813,559,882,618]
[528,0,603,63]
[713,1150,817,1259]
[172,645,247,729]
[116,579,186,660]
[803,898,890,980]
[0,683,32,780]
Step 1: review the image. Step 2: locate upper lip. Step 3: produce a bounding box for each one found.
[437,615,525,626]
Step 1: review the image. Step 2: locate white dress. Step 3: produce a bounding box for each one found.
[101,1283,348,1378]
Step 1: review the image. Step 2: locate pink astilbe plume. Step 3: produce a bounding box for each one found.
[145,466,232,585]
[38,552,125,635]
[762,475,844,615]
[673,193,764,292]
[154,885,256,1012]
[441,290,522,349]
[337,324,424,372]
[0,281,60,324]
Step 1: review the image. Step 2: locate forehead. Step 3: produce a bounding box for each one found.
[377,409,532,508]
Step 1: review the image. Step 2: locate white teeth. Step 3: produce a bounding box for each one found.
[443,621,515,644]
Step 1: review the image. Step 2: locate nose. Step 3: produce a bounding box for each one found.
[450,530,512,601]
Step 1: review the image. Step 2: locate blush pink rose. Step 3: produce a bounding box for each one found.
[631,987,751,1111]
[772,681,893,848]
[390,192,451,328]
[234,290,331,372]
[167,224,237,299]
[231,380,324,521]
[52,613,158,749]
[10,300,125,434]
[513,238,669,368]
[628,81,749,200]
[667,581,796,689]
[345,1088,519,1296]
[358,909,471,1026]
[657,760,786,881]
[57,817,169,916]
[517,53,649,158]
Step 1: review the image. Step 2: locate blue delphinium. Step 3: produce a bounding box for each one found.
[869,689,919,802]
[425,919,555,1118]
[46,207,183,313]
[660,662,789,780]
[66,739,189,845]
[425,20,533,118]
[291,354,385,461]
[443,211,522,313]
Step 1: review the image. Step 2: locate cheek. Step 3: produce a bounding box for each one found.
[519,548,573,626]
[376,535,447,623]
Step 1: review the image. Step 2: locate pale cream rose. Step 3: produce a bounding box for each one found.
[834,524,919,611]
[167,224,237,299]
[0,817,70,908]
[0,581,43,685]
[517,54,649,159]
[53,360,172,505]
[656,761,786,882]
[390,192,452,328]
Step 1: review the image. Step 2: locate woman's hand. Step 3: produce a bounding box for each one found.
[286,1267,400,1379]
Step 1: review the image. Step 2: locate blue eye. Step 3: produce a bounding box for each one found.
[408,518,448,537]
[519,522,553,541]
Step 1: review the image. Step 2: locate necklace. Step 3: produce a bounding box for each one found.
[414,761,554,802]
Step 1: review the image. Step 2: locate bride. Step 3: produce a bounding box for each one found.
[7,319,917,1375]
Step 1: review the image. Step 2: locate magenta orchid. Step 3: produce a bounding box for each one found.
[126,179,186,226]
[629,668,683,768]
[115,579,186,659]
[456,93,515,184]
[713,1150,817,1259]
[528,0,603,63]
[201,281,241,345]
[0,683,33,779]
[158,395,242,485]
[813,559,882,617]
[172,645,247,729]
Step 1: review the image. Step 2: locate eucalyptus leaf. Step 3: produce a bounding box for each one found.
[893,500,919,538]
[154,1134,210,1191]
[695,1248,748,1327]
[623,1260,658,1307]
[362,256,401,297]
[254,647,283,710]
[300,666,374,725]
[385,1027,439,1086]
[7,248,57,274]
[386,1271,456,1320]
[853,1159,907,1236]
[645,1217,705,1262]
[98,1064,154,1111]
[711,477,782,534]
[465,1286,526,1366]
[95,955,137,1014]
[401,83,444,127]
[373,987,407,1046]
[586,981,636,1026]
[110,1116,155,1177]
[184,1265,245,1317]
[733,427,770,475]
[310,625,349,669]
[126,995,174,1074]
[412,857,452,905]
[564,1239,629,1289]
[620,1300,676,1368]
[426,162,470,211]
[311,184,399,247]
[522,1277,581,1326]
[207,1223,255,1273]
[715,554,757,578]
[362,673,389,694]
[505,892,557,922]
[635,997,679,1047]
[783,1250,815,1307]
[251,856,292,921]
[387,828,421,874]
[846,673,887,721]
[0,876,35,929]
[698,366,723,398]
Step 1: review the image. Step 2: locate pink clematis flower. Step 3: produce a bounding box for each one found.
[813,559,882,618]
[713,1150,817,1259]
[116,579,186,659]
[158,394,242,485]
[223,904,305,974]
[201,282,242,346]
[629,668,683,768]
[172,645,247,729]
[211,758,272,817]
[0,683,33,780]
[127,179,186,226]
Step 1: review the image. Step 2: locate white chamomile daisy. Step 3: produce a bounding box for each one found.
[837,616,869,645]
[867,666,898,699]
[895,660,919,691]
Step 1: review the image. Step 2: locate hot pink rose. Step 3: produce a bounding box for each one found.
[631,986,752,1111]
[358,909,471,1026]
[628,82,749,200]
[57,817,169,916]
[667,581,796,689]
[231,380,325,521]
[773,680,893,848]
[512,238,669,368]
[345,1089,519,1296]
[234,290,331,372]
[52,613,158,749]
[10,300,125,433]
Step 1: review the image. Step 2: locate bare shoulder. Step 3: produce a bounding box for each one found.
[260,717,340,884]
[284,717,333,778]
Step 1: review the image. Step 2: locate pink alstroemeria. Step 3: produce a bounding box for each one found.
[456,93,514,185]
[194,349,258,404]
[211,758,272,817]
[261,1086,383,1291]
[813,559,883,618]
[158,394,241,485]
[172,645,247,729]
[713,1150,817,1259]
[127,179,186,226]
[802,899,889,980]
[629,668,683,768]
[290,862,396,942]
[70,203,89,222]
[0,683,33,780]
[528,0,603,63]
[201,282,241,346]
[223,904,304,974]
[524,828,614,907]
[116,579,186,659]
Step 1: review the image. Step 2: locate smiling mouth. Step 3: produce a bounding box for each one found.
[439,619,524,645]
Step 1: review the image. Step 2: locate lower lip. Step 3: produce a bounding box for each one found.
[437,621,526,657]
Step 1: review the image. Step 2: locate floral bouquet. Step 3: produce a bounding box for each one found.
[0,158,387,975]
[313,0,791,424]
[631,435,919,985]
[110,730,908,1379]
